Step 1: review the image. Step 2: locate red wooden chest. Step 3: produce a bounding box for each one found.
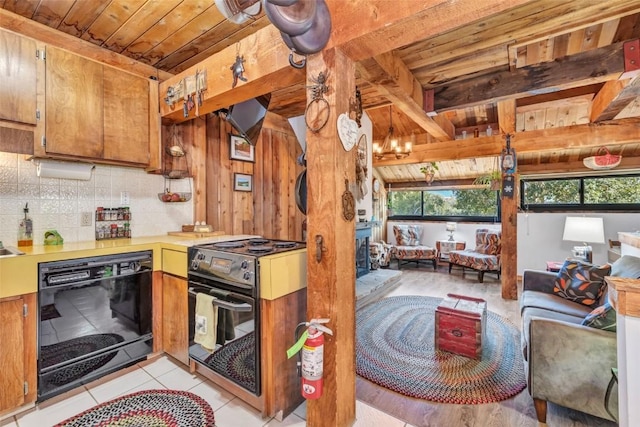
[435,293,487,360]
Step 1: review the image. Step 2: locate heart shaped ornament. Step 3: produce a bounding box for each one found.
[337,113,358,151]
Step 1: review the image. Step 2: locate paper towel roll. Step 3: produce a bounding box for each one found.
[35,159,95,180]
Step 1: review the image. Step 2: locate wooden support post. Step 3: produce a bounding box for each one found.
[305,48,356,427]
[498,99,518,300]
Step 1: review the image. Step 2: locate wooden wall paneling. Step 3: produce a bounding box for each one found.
[205,114,221,229]
[79,0,147,46]
[219,121,233,234]
[192,117,207,223]
[261,129,275,239]
[275,131,288,239]
[252,130,264,237]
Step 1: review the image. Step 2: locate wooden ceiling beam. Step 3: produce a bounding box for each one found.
[372,122,640,166]
[331,0,539,62]
[159,25,305,123]
[591,76,640,122]
[434,41,628,112]
[357,52,453,141]
[519,155,640,175]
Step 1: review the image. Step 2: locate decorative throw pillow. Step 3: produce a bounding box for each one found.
[581,301,617,332]
[393,225,421,246]
[553,260,611,308]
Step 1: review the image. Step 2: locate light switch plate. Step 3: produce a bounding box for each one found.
[120,191,130,205]
[81,212,92,227]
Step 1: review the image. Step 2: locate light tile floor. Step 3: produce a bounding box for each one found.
[3,355,411,427]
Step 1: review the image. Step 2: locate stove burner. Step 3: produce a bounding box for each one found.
[213,241,245,249]
[248,239,270,246]
[247,245,274,253]
[274,242,297,248]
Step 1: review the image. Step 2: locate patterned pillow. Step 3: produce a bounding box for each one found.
[581,301,617,332]
[393,225,421,246]
[553,260,611,308]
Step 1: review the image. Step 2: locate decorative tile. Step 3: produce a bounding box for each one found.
[0,166,17,183]
[60,185,78,200]
[40,184,60,200]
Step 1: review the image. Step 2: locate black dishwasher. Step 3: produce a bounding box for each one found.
[37,251,153,401]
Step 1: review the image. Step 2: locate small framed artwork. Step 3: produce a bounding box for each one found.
[234,173,253,192]
[229,134,255,162]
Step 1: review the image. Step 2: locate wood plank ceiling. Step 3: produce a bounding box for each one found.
[3,0,640,186]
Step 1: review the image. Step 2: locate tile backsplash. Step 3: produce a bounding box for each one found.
[0,152,193,246]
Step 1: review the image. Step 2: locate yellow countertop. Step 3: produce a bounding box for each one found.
[0,234,260,299]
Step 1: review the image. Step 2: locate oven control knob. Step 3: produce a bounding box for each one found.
[241,260,249,269]
[190,260,199,270]
[197,252,206,260]
[243,271,252,281]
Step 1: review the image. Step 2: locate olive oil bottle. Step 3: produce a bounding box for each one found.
[18,203,33,246]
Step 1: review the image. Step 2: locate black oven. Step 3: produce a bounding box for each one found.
[37,251,153,401]
[187,238,305,397]
[187,277,260,395]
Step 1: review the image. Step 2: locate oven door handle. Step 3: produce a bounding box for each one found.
[188,288,252,312]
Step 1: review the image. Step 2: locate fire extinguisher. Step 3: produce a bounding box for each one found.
[293,319,333,400]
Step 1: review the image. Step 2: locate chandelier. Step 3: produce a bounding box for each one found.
[373,106,412,160]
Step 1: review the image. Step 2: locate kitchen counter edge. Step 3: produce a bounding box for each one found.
[0,234,256,299]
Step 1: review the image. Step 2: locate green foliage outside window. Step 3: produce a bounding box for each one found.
[388,188,497,217]
[584,176,640,204]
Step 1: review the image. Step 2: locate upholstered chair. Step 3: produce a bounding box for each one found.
[448,228,501,282]
[369,241,393,269]
[391,225,437,269]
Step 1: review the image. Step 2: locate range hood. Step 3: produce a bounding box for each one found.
[221,94,271,146]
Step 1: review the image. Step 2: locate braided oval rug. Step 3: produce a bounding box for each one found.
[54,390,216,427]
[356,296,526,404]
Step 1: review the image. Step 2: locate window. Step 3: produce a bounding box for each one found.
[521,174,640,211]
[389,188,499,221]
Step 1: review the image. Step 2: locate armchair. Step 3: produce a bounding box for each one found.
[391,225,437,270]
[448,228,501,283]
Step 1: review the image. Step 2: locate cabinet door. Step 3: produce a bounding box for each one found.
[0,298,25,412]
[103,67,150,164]
[0,29,37,126]
[162,273,189,365]
[45,46,103,158]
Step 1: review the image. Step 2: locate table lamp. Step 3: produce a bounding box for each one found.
[562,216,605,263]
[446,222,457,241]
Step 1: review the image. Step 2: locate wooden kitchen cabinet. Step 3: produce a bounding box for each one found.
[0,29,37,126]
[162,273,189,366]
[0,28,39,156]
[103,67,150,164]
[0,293,37,415]
[44,45,156,166]
[45,45,104,159]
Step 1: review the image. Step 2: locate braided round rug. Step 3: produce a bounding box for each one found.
[54,389,215,427]
[356,296,526,404]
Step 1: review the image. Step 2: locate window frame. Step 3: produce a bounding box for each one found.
[520,173,640,212]
[387,188,502,223]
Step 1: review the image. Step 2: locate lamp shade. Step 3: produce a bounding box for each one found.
[446,222,457,232]
[562,217,605,244]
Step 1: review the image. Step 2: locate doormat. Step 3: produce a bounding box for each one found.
[204,332,255,392]
[356,296,526,404]
[40,333,124,387]
[41,304,61,321]
[54,389,216,427]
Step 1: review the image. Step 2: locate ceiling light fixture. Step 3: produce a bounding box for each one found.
[373,106,412,160]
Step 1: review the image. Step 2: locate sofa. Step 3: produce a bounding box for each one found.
[448,228,501,282]
[520,254,640,423]
[391,225,437,270]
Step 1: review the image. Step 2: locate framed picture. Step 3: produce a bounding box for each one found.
[229,134,255,162]
[234,173,253,192]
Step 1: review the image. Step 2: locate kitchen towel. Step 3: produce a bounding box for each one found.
[194,293,217,353]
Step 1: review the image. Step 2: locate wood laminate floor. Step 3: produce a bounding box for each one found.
[355,265,618,427]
